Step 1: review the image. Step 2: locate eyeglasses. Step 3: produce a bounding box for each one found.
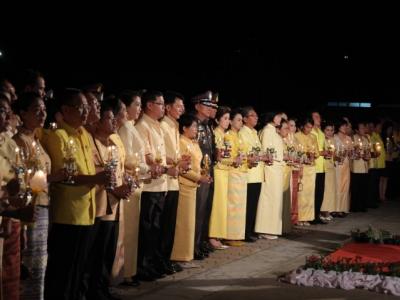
[152,102,165,107]
[70,104,89,114]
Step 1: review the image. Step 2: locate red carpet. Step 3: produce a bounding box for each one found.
[327,242,400,263]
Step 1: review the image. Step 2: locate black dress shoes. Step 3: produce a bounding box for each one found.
[245,236,258,243]
[310,218,328,225]
[163,261,177,275]
[194,251,205,260]
[136,270,156,282]
[171,262,183,272]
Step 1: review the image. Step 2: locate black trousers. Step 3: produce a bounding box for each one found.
[87,220,119,299]
[44,223,92,300]
[203,182,214,243]
[314,173,325,220]
[385,161,397,200]
[350,173,368,212]
[367,169,380,208]
[160,190,179,261]
[137,192,166,272]
[195,182,211,252]
[245,183,261,238]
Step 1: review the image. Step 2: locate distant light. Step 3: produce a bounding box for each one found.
[327,101,372,108]
[344,55,349,60]
[360,102,371,108]
[0,51,2,57]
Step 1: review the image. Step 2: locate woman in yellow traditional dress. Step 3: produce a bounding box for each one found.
[287,118,301,225]
[278,119,292,234]
[333,118,352,216]
[171,114,210,268]
[224,109,248,246]
[320,122,336,221]
[208,106,231,249]
[295,117,319,226]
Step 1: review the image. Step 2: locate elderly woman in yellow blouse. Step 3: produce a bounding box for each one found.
[171,114,210,268]
[224,109,248,246]
[295,117,319,226]
[87,99,133,299]
[279,119,292,234]
[209,106,231,249]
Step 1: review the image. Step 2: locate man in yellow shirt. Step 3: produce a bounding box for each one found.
[135,91,179,281]
[239,107,264,242]
[41,88,108,300]
[311,111,328,225]
[368,119,386,208]
[160,91,186,274]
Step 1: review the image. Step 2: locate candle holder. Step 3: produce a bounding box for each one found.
[372,142,382,158]
[63,138,78,184]
[201,154,211,175]
[305,151,316,165]
[247,148,260,168]
[105,145,118,191]
[222,138,232,158]
[335,147,346,165]
[325,140,335,160]
[265,147,276,166]
[182,144,192,173]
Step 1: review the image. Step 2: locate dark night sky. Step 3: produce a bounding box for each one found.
[1,14,400,116]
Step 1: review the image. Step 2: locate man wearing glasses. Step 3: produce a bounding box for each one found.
[135,91,179,281]
[41,88,109,300]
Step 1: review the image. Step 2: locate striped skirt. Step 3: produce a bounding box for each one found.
[21,206,49,300]
[226,170,247,240]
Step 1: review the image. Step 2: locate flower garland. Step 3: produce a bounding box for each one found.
[305,254,400,278]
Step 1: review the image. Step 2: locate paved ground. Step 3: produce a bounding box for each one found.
[113,200,400,299]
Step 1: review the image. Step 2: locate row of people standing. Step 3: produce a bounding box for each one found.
[0,71,395,300]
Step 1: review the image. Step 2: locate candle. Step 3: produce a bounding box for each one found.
[108,145,117,162]
[376,142,381,153]
[155,145,162,164]
[25,168,33,188]
[66,138,76,157]
[107,146,112,160]
[133,152,139,166]
[15,147,20,164]
[30,170,47,193]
